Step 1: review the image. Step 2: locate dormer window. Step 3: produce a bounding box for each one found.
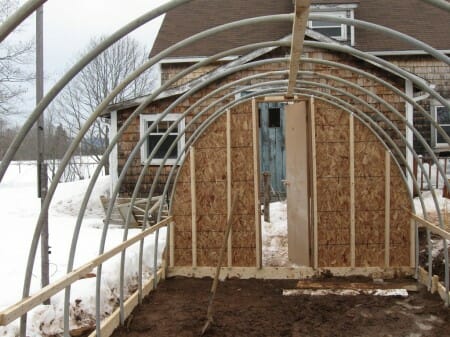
[309,3,358,46]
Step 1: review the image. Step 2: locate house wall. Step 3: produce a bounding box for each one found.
[116,47,413,268]
[383,54,450,155]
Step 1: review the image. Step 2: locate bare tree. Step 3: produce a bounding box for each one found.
[0,0,34,115]
[53,36,156,175]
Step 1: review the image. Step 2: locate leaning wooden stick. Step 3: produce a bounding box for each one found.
[201,192,239,335]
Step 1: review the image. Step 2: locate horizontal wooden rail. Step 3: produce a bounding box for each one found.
[411,213,450,240]
[0,217,172,326]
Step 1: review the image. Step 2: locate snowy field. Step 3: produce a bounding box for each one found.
[0,161,165,337]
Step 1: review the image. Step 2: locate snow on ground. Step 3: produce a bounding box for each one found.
[262,200,295,267]
[0,162,165,337]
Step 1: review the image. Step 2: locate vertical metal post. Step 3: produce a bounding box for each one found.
[263,172,271,222]
[36,5,49,301]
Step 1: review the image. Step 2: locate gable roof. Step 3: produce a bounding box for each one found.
[150,0,450,57]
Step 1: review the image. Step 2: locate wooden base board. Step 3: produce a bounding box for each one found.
[417,267,450,305]
[87,269,163,337]
[167,266,414,280]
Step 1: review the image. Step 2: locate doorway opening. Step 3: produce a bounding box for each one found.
[258,100,313,267]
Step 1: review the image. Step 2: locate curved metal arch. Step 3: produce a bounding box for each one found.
[0,0,195,182]
[420,0,450,11]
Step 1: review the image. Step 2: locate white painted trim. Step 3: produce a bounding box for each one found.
[110,110,118,193]
[308,10,349,42]
[431,100,450,148]
[139,113,185,165]
[310,4,359,11]
[350,9,355,47]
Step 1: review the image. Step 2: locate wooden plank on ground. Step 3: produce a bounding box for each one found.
[296,280,419,292]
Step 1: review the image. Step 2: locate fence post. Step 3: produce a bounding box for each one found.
[263,171,271,222]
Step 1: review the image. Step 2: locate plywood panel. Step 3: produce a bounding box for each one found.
[390,210,411,245]
[354,142,385,177]
[316,177,351,211]
[172,215,191,231]
[390,244,410,266]
[195,148,227,182]
[174,249,192,266]
[195,128,226,149]
[174,230,192,249]
[316,142,350,178]
[197,231,225,249]
[196,182,227,215]
[318,227,350,245]
[232,215,255,232]
[197,248,220,266]
[390,175,410,210]
[197,215,227,231]
[232,181,256,215]
[231,112,253,147]
[315,107,349,126]
[177,157,191,183]
[354,120,378,142]
[232,248,256,267]
[231,147,254,182]
[317,211,350,229]
[231,231,256,248]
[355,177,385,211]
[171,183,191,216]
[355,245,384,267]
[315,124,349,142]
[318,245,350,267]
[355,211,385,244]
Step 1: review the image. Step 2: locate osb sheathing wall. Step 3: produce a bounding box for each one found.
[117,48,413,268]
[315,100,411,268]
[171,103,257,267]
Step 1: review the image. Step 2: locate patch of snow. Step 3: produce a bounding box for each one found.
[0,161,165,337]
[283,289,408,297]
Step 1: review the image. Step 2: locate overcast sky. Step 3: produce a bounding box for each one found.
[13,0,170,120]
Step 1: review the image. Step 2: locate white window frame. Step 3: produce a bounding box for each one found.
[308,10,350,43]
[433,103,450,148]
[139,113,185,165]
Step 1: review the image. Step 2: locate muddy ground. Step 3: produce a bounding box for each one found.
[111,277,450,337]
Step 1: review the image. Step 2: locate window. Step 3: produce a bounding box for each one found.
[434,105,450,147]
[268,108,281,128]
[308,11,348,42]
[140,114,185,165]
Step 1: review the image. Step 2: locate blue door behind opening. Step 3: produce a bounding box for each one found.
[259,102,286,199]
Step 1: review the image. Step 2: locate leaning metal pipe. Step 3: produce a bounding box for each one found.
[0,0,46,42]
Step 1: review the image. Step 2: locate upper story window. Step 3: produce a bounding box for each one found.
[309,4,358,46]
[433,104,450,148]
[140,113,185,165]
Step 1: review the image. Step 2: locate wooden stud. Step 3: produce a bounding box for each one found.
[385,151,391,268]
[350,114,356,267]
[286,0,311,97]
[169,221,175,268]
[252,98,262,268]
[190,147,197,268]
[310,98,318,269]
[226,109,232,268]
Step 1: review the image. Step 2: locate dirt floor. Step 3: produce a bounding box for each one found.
[111,277,450,337]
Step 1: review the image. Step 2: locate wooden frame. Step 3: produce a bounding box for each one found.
[310,98,318,269]
[252,98,262,268]
[349,114,356,267]
[385,151,391,268]
[226,109,232,267]
[190,147,197,268]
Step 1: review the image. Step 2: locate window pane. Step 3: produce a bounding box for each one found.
[147,134,178,160]
[315,27,342,38]
[437,125,450,144]
[268,108,281,128]
[311,20,340,27]
[437,106,450,124]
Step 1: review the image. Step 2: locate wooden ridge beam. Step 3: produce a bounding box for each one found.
[286,0,311,98]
